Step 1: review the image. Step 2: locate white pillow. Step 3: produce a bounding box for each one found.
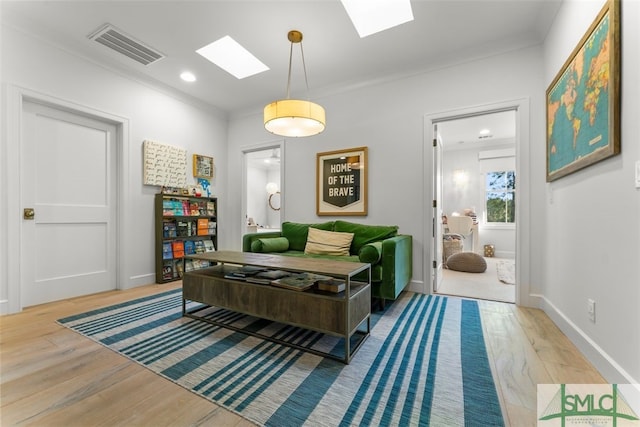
[304,228,354,256]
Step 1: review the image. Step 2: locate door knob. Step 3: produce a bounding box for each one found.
[23,208,35,220]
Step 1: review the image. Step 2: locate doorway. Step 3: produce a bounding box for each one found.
[243,144,283,237]
[433,109,517,303]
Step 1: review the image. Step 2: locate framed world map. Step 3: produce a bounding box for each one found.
[545,0,620,182]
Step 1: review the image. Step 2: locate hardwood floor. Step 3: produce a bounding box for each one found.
[1,283,605,426]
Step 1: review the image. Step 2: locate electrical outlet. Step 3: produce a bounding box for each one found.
[587,299,596,323]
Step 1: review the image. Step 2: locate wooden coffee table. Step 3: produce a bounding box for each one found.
[181,251,371,363]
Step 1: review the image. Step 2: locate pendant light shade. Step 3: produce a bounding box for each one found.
[264,31,326,137]
[264,99,325,137]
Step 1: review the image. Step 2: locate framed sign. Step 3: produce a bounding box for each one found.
[193,154,214,179]
[545,0,620,182]
[316,147,367,216]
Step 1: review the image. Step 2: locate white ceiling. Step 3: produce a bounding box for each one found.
[438,110,516,150]
[1,0,561,122]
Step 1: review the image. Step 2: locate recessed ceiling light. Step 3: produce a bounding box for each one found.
[478,129,493,139]
[341,0,414,38]
[196,36,269,79]
[180,71,196,82]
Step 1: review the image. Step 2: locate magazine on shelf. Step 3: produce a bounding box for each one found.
[203,239,215,252]
[245,277,273,285]
[270,272,334,291]
[254,269,290,280]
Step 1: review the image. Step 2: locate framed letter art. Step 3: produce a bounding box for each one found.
[193,154,214,179]
[316,147,367,216]
[546,0,620,182]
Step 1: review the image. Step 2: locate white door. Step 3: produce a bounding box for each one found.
[432,124,444,292]
[21,101,117,307]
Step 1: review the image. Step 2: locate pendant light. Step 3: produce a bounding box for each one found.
[264,30,326,137]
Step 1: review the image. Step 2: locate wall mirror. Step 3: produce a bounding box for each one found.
[268,191,281,211]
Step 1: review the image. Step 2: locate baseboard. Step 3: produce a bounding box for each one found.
[494,250,515,259]
[407,279,426,295]
[0,299,9,315]
[536,294,639,385]
[123,273,157,290]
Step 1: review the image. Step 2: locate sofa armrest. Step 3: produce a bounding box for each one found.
[242,232,283,252]
[379,234,413,299]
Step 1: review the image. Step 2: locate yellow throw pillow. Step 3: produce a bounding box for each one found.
[304,228,354,256]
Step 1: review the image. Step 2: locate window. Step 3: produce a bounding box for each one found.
[485,171,515,224]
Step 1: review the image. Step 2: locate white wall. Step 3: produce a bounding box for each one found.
[246,167,269,228]
[246,166,281,229]
[541,0,640,384]
[442,143,516,258]
[0,24,228,311]
[227,45,545,296]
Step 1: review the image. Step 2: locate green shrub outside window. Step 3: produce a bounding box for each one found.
[485,171,515,223]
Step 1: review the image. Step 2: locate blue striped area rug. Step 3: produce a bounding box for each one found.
[58,289,504,426]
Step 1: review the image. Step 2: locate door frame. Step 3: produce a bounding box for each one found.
[3,85,129,314]
[423,98,531,306]
[240,140,285,241]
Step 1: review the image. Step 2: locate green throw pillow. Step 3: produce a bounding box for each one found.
[251,237,290,253]
[281,221,335,251]
[358,241,382,264]
[334,220,398,253]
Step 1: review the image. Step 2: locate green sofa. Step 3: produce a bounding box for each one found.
[242,220,412,304]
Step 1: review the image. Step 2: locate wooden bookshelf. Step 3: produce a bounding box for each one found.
[154,193,218,283]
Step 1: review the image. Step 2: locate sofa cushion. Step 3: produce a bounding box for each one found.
[359,241,382,264]
[251,237,289,253]
[304,228,354,256]
[446,252,487,273]
[333,220,398,253]
[281,221,335,251]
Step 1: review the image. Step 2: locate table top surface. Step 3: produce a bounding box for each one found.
[185,250,370,277]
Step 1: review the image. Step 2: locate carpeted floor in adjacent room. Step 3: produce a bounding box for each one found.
[438,257,515,303]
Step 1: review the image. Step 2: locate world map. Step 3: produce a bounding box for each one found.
[547,12,611,179]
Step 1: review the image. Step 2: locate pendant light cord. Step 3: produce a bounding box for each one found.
[285,40,310,100]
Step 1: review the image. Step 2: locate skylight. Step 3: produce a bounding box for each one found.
[341,0,414,38]
[196,36,269,79]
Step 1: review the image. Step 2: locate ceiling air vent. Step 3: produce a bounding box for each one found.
[88,24,164,66]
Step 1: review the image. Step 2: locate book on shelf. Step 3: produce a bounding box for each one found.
[184,240,196,255]
[190,202,200,216]
[176,221,189,237]
[179,200,189,216]
[245,277,272,285]
[197,218,209,235]
[162,242,173,260]
[226,265,268,278]
[317,278,346,293]
[194,240,206,253]
[162,261,174,280]
[172,241,185,258]
[198,202,207,216]
[162,200,174,216]
[175,260,184,278]
[206,201,216,216]
[203,239,215,252]
[254,269,290,280]
[192,259,211,270]
[163,220,177,238]
[270,272,335,291]
[184,259,194,272]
